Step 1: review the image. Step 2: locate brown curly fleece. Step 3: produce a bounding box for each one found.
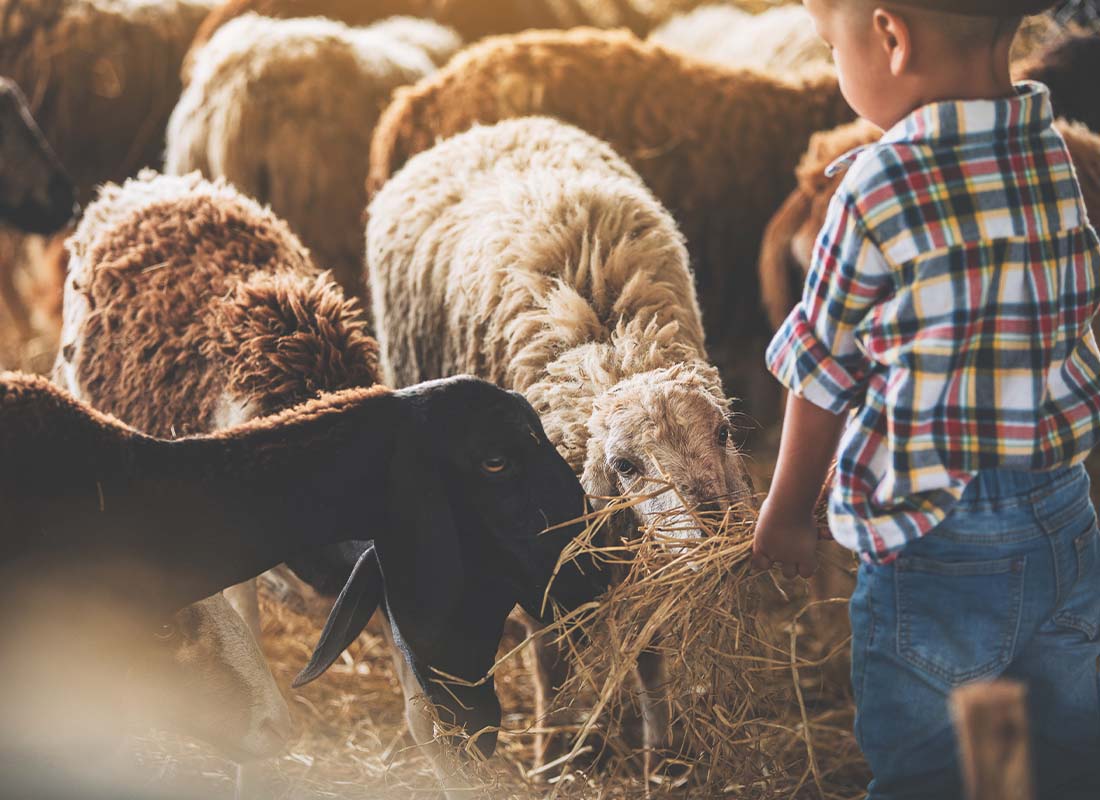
[62,172,379,439]
[206,271,379,419]
[367,28,854,417]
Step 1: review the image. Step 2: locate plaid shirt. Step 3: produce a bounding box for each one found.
[767,82,1100,562]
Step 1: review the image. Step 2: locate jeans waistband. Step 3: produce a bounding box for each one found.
[955,464,1086,509]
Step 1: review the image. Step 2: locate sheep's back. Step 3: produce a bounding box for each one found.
[167,13,451,296]
[367,117,701,394]
[184,0,728,76]
[368,28,855,410]
[59,172,320,438]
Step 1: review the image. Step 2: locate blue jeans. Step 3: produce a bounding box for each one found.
[850,464,1100,800]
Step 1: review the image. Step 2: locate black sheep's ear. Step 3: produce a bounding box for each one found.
[373,433,465,660]
[292,544,383,688]
[386,594,505,760]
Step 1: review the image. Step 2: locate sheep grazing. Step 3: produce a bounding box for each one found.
[183,0,730,79]
[367,116,753,768]
[649,4,832,76]
[1,369,604,791]
[1014,30,1100,134]
[49,169,605,793]
[368,28,855,418]
[0,0,214,204]
[758,116,1100,332]
[166,14,461,295]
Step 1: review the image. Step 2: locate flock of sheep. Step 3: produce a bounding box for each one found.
[0,0,1098,797]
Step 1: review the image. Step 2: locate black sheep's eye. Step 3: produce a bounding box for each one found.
[153,621,177,642]
[718,425,731,446]
[613,458,638,477]
[481,456,509,474]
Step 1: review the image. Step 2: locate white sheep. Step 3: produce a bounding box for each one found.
[165,13,462,295]
[366,116,754,766]
[649,3,832,75]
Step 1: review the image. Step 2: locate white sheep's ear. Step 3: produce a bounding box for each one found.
[373,429,465,661]
[293,544,383,688]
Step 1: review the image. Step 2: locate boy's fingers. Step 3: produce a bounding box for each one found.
[751,553,773,573]
[798,560,817,579]
[780,562,799,579]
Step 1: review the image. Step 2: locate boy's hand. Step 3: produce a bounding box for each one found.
[752,496,819,579]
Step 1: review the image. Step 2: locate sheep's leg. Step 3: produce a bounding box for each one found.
[524,616,575,770]
[634,650,671,779]
[222,578,284,800]
[381,618,489,800]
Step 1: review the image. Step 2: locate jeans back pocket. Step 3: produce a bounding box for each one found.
[896,554,1026,686]
[1053,522,1100,640]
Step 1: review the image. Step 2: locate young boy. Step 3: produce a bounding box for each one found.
[753,1,1100,797]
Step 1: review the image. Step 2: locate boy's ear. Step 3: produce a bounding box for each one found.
[873,8,912,75]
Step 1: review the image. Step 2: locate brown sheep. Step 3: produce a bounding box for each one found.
[367,27,854,421]
[182,0,764,79]
[0,0,213,204]
[54,170,379,438]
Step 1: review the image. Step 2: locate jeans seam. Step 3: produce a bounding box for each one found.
[854,574,874,750]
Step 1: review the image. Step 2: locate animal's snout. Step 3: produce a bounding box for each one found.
[694,499,726,518]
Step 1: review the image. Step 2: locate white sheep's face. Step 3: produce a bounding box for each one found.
[581,366,754,542]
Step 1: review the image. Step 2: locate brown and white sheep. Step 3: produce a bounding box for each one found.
[367,27,855,421]
[54,169,379,436]
[367,115,754,768]
[165,13,460,295]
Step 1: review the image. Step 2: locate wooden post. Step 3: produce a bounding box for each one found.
[950,680,1035,800]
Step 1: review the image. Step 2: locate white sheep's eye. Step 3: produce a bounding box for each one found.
[718,425,731,446]
[613,458,638,477]
[153,622,177,642]
[481,456,509,474]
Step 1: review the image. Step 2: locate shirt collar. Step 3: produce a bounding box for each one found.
[824,81,1054,178]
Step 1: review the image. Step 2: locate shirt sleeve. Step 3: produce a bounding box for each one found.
[766,186,895,415]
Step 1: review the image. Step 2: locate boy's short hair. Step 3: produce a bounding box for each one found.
[887,0,1053,16]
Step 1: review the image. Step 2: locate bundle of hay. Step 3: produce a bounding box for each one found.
[525,493,866,798]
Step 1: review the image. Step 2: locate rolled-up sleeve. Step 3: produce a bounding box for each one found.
[766,188,894,415]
